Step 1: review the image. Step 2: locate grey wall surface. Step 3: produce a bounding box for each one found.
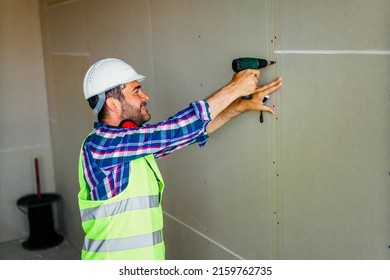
[34,0,389,259]
[275,0,390,259]
[0,0,55,243]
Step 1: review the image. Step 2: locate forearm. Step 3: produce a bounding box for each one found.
[205,84,241,120]
[206,99,243,134]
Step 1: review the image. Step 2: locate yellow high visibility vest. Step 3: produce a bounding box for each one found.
[78,153,165,260]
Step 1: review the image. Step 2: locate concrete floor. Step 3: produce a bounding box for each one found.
[0,238,80,260]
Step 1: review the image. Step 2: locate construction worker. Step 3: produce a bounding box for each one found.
[78,58,282,259]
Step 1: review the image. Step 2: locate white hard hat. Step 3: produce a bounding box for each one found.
[83,58,146,114]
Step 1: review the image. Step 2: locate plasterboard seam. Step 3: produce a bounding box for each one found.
[274,50,390,55]
[0,143,51,154]
[164,211,245,260]
[51,52,90,56]
[46,0,80,9]
[271,0,281,261]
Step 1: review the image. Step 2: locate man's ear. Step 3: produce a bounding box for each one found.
[105,97,120,113]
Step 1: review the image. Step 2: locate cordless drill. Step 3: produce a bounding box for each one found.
[232,57,276,123]
[232,57,276,100]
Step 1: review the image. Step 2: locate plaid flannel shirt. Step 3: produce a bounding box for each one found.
[80,100,211,200]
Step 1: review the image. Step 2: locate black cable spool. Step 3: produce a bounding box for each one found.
[17,193,63,250]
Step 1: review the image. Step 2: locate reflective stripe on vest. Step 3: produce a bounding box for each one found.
[80,195,159,222]
[83,230,163,252]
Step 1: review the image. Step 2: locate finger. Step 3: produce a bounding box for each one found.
[257,77,282,91]
[255,79,282,96]
[261,77,282,88]
[261,105,275,115]
[250,69,261,78]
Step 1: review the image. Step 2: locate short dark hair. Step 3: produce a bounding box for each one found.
[87,85,125,122]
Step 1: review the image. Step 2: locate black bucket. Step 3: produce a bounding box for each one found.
[17,193,63,250]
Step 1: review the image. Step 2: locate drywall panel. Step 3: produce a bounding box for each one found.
[0,0,55,242]
[0,0,51,150]
[49,54,92,249]
[277,54,390,259]
[151,0,277,259]
[45,0,88,54]
[278,0,390,50]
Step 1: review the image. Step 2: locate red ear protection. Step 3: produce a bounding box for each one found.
[119,120,139,128]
